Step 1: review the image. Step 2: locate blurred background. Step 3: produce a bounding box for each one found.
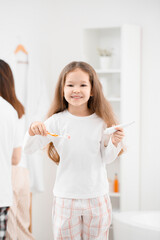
[0,0,160,239]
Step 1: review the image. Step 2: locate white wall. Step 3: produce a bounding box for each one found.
[0,0,160,239]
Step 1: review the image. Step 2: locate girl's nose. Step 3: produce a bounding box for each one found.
[73,88,80,93]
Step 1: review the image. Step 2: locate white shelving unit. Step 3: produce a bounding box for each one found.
[83,25,141,214]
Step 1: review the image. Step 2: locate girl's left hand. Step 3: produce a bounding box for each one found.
[111,126,125,147]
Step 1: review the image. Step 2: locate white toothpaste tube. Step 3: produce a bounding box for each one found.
[104,121,135,135]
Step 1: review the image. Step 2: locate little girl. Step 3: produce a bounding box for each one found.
[23,61,124,240]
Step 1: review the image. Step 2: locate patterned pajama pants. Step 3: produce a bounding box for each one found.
[52,194,112,240]
[0,207,9,240]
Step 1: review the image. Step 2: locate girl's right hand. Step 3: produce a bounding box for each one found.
[29,121,47,136]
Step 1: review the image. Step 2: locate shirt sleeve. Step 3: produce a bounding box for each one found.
[101,134,122,165]
[23,114,59,154]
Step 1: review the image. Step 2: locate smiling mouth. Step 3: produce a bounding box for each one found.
[71,96,82,99]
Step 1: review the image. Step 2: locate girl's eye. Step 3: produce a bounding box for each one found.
[67,84,73,87]
[81,84,87,87]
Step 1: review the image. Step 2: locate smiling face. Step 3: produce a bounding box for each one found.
[64,68,92,115]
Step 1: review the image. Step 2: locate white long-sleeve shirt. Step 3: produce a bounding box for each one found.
[0,97,24,207]
[23,110,122,199]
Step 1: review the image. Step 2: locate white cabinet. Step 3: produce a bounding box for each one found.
[82,25,141,212]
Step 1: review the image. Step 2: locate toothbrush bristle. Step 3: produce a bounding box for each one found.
[67,135,71,139]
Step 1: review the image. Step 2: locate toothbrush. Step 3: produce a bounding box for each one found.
[104,121,135,135]
[46,131,71,139]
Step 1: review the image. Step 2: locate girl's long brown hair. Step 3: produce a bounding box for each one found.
[0,59,25,118]
[46,61,124,164]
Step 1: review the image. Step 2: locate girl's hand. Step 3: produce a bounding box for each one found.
[29,121,47,136]
[111,126,125,147]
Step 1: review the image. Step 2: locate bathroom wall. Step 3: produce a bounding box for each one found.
[0,0,160,239]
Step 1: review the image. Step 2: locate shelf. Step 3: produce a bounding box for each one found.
[96,69,121,74]
[83,25,141,211]
[109,192,120,197]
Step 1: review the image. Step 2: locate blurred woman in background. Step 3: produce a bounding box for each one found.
[0,59,34,240]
